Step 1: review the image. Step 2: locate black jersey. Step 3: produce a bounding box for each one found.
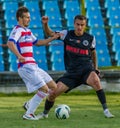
[62,30,95,73]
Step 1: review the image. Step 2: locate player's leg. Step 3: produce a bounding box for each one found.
[21,66,55,120]
[37,81,69,119]
[86,71,114,118]
[23,85,49,120]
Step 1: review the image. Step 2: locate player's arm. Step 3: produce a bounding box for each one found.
[35,33,60,46]
[91,36,98,70]
[42,16,55,37]
[7,41,25,63]
[91,49,98,70]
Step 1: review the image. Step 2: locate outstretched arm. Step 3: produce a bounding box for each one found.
[42,16,55,37]
[35,33,60,46]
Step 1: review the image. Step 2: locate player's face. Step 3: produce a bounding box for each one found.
[74,19,86,36]
[20,12,30,27]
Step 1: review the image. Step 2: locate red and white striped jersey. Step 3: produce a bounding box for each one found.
[8,25,38,68]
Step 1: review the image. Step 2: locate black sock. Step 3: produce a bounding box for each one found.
[43,99,55,114]
[96,89,108,110]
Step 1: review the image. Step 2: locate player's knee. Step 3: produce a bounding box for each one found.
[39,85,49,93]
[49,91,57,101]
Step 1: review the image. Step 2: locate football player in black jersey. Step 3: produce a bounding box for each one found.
[36,15,114,118]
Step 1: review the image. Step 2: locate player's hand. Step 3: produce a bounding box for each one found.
[52,33,61,40]
[42,16,49,24]
[18,55,25,63]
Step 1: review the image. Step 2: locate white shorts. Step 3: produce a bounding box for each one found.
[18,64,52,93]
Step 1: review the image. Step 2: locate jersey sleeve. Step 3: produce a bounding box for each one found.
[8,27,21,44]
[30,32,38,45]
[55,30,68,40]
[91,36,96,49]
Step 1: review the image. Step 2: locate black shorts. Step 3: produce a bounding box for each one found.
[56,64,95,93]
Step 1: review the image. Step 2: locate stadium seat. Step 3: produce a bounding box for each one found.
[36,59,48,71]
[84,0,100,9]
[49,43,64,53]
[64,0,80,28]
[24,1,40,11]
[86,7,101,19]
[43,1,58,10]
[89,28,107,42]
[52,60,65,71]
[33,46,46,54]
[97,49,111,66]
[63,0,79,9]
[31,29,44,39]
[112,32,120,43]
[5,17,17,29]
[51,51,64,62]
[9,61,18,72]
[112,40,120,52]
[43,1,62,28]
[2,1,18,10]
[115,50,120,60]
[106,7,120,18]
[0,59,4,71]
[104,0,119,8]
[117,60,120,66]
[33,46,48,70]
[98,56,111,67]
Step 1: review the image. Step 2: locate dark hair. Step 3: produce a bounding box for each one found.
[74,15,87,23]
[16,6,29,21]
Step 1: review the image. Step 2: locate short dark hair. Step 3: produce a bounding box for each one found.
[16,6,29,21]
[74,15,87,23]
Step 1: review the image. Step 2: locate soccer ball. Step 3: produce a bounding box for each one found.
[55,104,70,119]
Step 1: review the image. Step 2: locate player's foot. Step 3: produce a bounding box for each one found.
[104,109,115,118]
[23,113,38,120]
[23,101,29,111]
[37,112,48,119]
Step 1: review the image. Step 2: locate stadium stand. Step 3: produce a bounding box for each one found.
[1,0,120,72]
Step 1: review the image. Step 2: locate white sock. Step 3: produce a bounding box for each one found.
[26,91,48,115]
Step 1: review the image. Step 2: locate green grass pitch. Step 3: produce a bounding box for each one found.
[0,91,120,128]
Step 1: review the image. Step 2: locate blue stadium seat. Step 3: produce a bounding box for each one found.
[109,15,120,26]
[51,51,64,62]
[86,7,101,19]
[9,61,18,72]
[24,1,40,11]
[49,43,64,53]
[31,29,44,39]
[89,28,107,42]
[5,17,17,29]
[2,1,18,10]
[97,49,111,66]
[115,50,120,60]
[112,35,120,52]
[36,59,48,71]
[44,2,62,28]
[104,0,119,8]
[117,60,120,66]
[52,60,65,71]
[63,0,79,9]
[98,56,111,67]
[33,46,48,70]
[112,32,120,43]
[106,7,120,18]
[84,0,100,9]
[64,0,80,28]
[0,59,4,71]
[43,1,58,10]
